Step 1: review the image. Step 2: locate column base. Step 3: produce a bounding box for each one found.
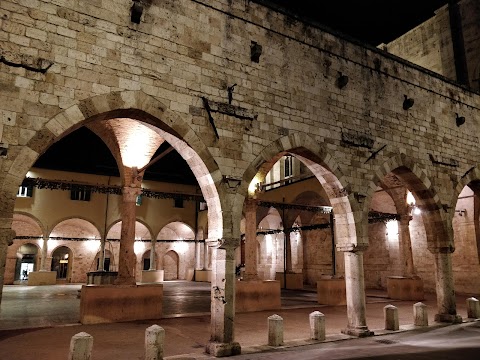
[341,326,374,337]
[434,313,463,323]
[206,341,241,357]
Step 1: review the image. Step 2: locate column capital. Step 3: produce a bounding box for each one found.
[206,237,240,250]
[336,243,368,253]
[0,229,16,246]
[245,198,258,210]
[399,214,412,224]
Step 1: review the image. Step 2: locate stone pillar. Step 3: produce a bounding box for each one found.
[195,241,201,270]
[384,305,399,331]
[98,235,106,271]
[115,186,141,285]
[268,314,283,346]
[309,311,325,341]
[414,302,428,326]
[285,232,293,273]
[203,241,209,270]
[398,215,416,277]
[40,234,49,271]
[340,247,373,337]
[206,238,241,357]
[149,239,157,271]
[68,332,93,360]
[145,325,165,360]
[243,199,258,280]
[0,229,15,305]
[433,247,462,323]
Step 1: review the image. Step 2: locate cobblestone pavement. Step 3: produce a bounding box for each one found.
[0,282,475,359]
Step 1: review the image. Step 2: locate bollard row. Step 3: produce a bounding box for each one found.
[68,325,166,360]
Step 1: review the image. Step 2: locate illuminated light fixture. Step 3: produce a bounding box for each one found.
[131,0,143,24]
[224,176,242,190]
[406,191,415,206]
[403,95,414,110]
[456,113,465,127]
[248,175,262,196]
[337,72,349,89]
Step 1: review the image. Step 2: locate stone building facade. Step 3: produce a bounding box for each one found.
[1,0,480,356]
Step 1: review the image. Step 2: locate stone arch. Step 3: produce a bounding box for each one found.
[156,221,195,240]
[241,132,358,246]
[12,212,45,238]
[452,165,480,209]
[370,153,450,250]
[163,250,179,280]
[106,219,153,240]
[49,217,102,240]
[0,90,224,241]
[50,245,74,281]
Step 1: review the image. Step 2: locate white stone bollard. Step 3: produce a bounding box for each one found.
[309,311,325,341]
[68,332,93,360]
[268,314,284,346]
[145,325,165,360]
[467,297,480,319]
[413,302,428,326]
[384,305,399,331]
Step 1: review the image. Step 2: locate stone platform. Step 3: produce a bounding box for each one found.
[235,280,281,312]
[275,272,303,289]
[79,284,163,324]
[141,270,164,283]
[387,276,424,301]
[317,278,346,305]
[27,271,56,286]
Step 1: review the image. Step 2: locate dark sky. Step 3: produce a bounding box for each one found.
[34,0,451,183]
[268,0,450,45]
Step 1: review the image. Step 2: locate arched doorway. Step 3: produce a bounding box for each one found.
[163,250,179,280]
[15,244,39,282]
[51,246,73,282]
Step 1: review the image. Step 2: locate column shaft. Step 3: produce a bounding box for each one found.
[0,229,15,307]
[149,239,157,270]
[399,216,416,277]
[98,236,106,271]
[342,250,372,336]
[203,242,209,270]
[243,199,258,280]
[40,235,49,271]
[115,187,140,285]
[434,249,461,322]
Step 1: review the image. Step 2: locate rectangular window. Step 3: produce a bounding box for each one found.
[284,155,293,178]
[174,198,184,208]
[17,185,33,198]
[70,188,91,201]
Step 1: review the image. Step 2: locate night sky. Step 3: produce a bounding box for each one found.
[34,0,451,183]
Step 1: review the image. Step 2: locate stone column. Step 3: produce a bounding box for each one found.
[0,229,15,306]
[98,235,106,271]
[206,238,241,357]
[243,199,258,280]
[398,215,416,277]
[433,247,462,323]
[195,241,202,270]
[203,241,209,270]
[40,234,49,271]
[149,239,157,270]
[115,186,141,285]
[340,246,373,337]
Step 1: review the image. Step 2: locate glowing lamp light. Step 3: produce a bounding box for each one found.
[248,175,262,196]
[406,191,416,206]
[413,207,421,215]
[134,241,145,255]
[175,241,189,254]
[86,239,101,252]
[121,127,155,168]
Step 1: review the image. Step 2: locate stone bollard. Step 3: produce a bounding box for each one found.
[384,305,399,331]
[68,332,93,360]
[309,311,325,341]
[145,325,165,360]
[467,297,480,319]
[413,302,428,326]
[268,314,284,346]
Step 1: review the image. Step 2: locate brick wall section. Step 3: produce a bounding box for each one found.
[1,0,480,283]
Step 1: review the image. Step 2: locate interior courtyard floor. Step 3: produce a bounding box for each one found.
[0,281,476,359]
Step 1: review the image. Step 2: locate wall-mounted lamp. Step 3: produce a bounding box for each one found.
[456,113,465,127]
[403,95,414,110]
[131,0,144,24]
[337,72,349,89]
[0,143,8,157]
[250,41,262,63]
[455,209,467,216]
[223,176,242,190]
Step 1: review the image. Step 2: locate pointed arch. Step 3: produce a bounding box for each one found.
[0,90,224,241]
[240,132,359,246]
